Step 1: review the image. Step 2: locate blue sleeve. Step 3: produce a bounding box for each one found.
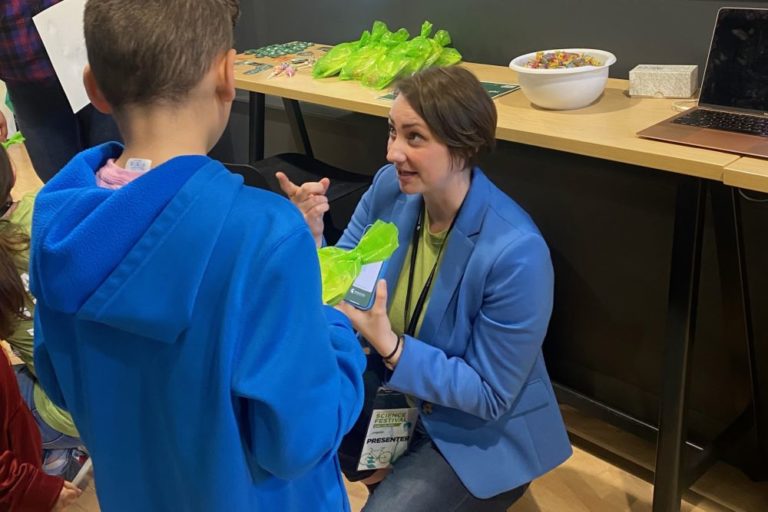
[32,313,68,410]
[230,228,366,480]
[389,233,554,421]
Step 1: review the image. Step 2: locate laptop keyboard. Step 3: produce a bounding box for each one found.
[673,109,768,136]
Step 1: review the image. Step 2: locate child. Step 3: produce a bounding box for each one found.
[0,142,81,511]
[0,118,86,482]
[29,1,365,511]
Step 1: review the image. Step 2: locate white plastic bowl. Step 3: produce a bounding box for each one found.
[509,49,617,110]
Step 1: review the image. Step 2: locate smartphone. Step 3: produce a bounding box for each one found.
[344,260,387,310]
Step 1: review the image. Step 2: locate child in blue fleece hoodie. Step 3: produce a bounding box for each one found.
[28,1,365,511]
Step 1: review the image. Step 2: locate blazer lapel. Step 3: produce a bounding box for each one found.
[418,169,491,341]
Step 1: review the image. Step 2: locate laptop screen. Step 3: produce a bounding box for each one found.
[699,8,768,113]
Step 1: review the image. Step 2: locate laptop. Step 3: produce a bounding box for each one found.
[637,7,768,158]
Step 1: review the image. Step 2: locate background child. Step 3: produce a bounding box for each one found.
[30,1,365,511]
[0,142,80,511]
[0,130,85,482]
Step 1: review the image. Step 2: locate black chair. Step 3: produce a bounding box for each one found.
[223,162,271,190]
[225,153,372,244]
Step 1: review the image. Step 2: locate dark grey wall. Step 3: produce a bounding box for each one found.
[236,0,768,77]
[218,1,768,465]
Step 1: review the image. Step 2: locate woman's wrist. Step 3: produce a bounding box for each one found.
[382,332,404,369]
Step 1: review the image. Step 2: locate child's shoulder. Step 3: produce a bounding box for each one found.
[7,191,38,233]
[226,185,307,241]
[234,185,300,219]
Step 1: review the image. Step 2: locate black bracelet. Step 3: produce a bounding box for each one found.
[383,334,402,362]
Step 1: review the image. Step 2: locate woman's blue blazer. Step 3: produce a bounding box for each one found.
[337,165,572,498]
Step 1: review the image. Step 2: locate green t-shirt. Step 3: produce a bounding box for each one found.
[7,192,79,438]
[389,208,449,338]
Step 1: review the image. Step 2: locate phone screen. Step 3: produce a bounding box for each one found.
[344,261,385,310]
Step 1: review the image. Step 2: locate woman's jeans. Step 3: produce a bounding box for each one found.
[360,421,529,512]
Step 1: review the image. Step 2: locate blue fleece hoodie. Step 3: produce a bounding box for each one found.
[30,143,366,511]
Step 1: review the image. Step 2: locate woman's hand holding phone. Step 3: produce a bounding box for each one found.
[336,280,402,367]
[276,172,330,248]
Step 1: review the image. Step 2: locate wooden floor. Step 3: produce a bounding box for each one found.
[6,143,768,511]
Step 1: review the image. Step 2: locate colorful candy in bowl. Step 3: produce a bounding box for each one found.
[509,49,616,110]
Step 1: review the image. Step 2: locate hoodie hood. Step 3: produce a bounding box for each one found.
[30,142,242,343]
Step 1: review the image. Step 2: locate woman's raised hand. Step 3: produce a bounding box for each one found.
[276,172,331,248]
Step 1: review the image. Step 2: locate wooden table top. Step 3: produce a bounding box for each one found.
[724,158,768,194]
[234,46,742,181]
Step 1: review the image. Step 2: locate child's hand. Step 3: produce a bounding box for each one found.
[276,172,330,248]
[52,481,82,511]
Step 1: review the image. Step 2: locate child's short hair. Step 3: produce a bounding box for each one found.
[84,0,240,112]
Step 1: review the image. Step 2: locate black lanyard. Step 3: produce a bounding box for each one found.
[403,199,464,336]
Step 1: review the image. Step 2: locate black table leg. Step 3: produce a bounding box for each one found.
[282,98,314,158]
[249,91,265,166]
[711,184,767,479]
[652,177,706,512]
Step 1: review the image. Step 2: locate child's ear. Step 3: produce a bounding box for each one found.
[83,65,113,114]
[216,49,236,103]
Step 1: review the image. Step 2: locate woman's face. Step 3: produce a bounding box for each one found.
[386,95,461,196]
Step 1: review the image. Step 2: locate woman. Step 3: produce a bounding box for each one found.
[278,66,571,511]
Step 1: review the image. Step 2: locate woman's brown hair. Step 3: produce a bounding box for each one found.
[394,66,498,169]
[0,146,28,340]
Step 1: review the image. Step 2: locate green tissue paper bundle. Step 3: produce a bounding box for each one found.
[313,20,463,90]
[318,220,399,305]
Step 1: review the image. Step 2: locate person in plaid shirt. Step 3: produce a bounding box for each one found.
[0,0,121,182]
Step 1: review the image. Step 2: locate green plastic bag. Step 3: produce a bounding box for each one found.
[336,20,393,81]
[360,48,409,89]
[1,132,25,150]
[424,29,452,68]
[313,20,462,85]
[339,45,388,81]
[312,27,375,79]
[396,22,435,76]
[434,47,463,67]
[318,220,399,305]
[380,28,410,48]
[433,29,451,48]
[360,24,460,89]
[312,41,357,78]
[368,20,389,43]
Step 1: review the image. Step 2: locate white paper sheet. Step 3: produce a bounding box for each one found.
[33,0,89,113]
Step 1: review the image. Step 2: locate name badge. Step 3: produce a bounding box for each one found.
[126,158,152,173]
[357,387,418,471]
